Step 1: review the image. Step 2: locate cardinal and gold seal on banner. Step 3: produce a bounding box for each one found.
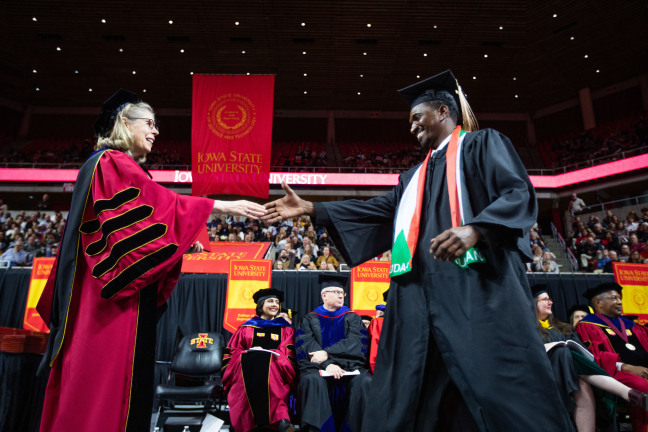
[207,93,257,140]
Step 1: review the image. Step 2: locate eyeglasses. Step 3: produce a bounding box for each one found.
[128,117,159,131]
[324,290,346,297]
[538,298,553,304]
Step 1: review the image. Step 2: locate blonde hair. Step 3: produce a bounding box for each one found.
[95,102,155,164]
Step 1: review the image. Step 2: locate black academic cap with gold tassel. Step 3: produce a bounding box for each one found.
[397,70,479,132]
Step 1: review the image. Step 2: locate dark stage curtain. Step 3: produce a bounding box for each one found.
[0,269,33,328]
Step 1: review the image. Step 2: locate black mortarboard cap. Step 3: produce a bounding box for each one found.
[531,284,548,298]
[567,304,592,317]
[582,282,624,301]
[280,306,296,318]
[397,70,461,112]
[252,288,284,304]
[318,273,348,291]
[93,89,140,137]
[360,315,373,321]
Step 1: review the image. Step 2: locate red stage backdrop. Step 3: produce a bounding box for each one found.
[192,74,274,198]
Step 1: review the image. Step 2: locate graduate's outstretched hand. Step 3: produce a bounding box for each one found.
[263,182,314,223]
[430,225,483,261]
[325,364,346,379]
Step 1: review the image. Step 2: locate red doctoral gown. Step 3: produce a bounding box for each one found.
[576,314,648,432]
[222,317,296,432]
[37,150,213,432]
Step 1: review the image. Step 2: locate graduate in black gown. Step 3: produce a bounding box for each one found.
[295,274,372,432]
[265,70,573,431]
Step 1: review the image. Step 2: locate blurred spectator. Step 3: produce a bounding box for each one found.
[275,248,296,270]
[37,194,51,210]
[1,239,28,266]
[629,250,645,264]
[568,193,586,215]
[534,252,559,273]
[297,254,317,271]
[629,234,644,253]
[316,246,339,270]
[619,244,631,262]
[579,236,602,269]
[604,250,620,273]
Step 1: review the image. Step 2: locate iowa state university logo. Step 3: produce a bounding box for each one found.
[207,93,256,140]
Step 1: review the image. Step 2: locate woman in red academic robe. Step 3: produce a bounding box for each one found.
[222,288,297,432]
[37,89,266,432]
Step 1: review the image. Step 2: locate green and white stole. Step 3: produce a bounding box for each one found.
[389,125,485,277]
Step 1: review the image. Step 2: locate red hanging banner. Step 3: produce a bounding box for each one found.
[191,74,274,198]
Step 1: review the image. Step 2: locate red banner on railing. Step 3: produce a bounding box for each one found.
[24,257,55,333]
[224,259,273,333]
[613,262,648,325]
[191,75,274,198]
[350,261,391,317]
[181,242,271,273]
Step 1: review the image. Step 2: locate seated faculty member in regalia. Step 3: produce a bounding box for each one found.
[222,288,297,432]
[576,282,648,432]
[295,274,372,432]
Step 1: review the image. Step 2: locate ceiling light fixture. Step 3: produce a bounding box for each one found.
[89,88,93,92]
[416,75,420,79]
[32,17,37,22]
[101,19,106,24]
[56,47,61,51]
[484,54,488,58]
[143,89,147,93]
[304,73,307,76]
[180,49,184,53]
[584,54,588,58]
[132,70,136,74]
[367,24,371,27]
[119,48,123,52]
[553,14,557,18]
[301,22,305,27]
[35,87,39,91]
[235,21,239,25]
[32,69,37,73]
[304,91,307,94]
[473,76,476,79]
[357,92,361,95]
[302,51,307,55]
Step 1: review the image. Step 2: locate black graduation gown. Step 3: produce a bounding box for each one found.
[295,306,372,432]
[313,129,574,432]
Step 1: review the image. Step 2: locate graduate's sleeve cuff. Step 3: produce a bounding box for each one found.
[312,202,331,226]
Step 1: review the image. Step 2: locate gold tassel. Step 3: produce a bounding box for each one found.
[456,81,479,132]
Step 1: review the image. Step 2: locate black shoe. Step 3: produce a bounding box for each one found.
[278,419,296,432]
[629,389,648,410]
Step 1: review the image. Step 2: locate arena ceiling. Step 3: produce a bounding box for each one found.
[1,0,647,115]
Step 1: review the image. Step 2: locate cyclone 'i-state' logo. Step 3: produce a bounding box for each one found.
[207,93,256,140]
